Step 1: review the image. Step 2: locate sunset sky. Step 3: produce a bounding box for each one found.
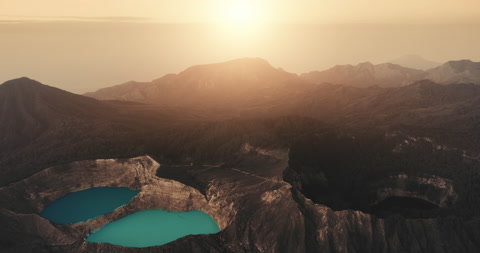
[3,0,480,24]
[1,1,480,93]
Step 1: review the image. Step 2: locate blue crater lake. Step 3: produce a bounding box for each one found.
[40,187,140,224]
[87,209,221,247]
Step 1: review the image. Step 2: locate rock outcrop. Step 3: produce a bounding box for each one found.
[375,174,458,208]
[294,191,480,253]
[0,155,234,252]
[1,148,479,253]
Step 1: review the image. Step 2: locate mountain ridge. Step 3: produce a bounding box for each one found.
[426,59,480,85]
[0,77,113,148]
[85,58,309,111]
[300,62,426,88]
[301,59,480,88]
[389,55,442,70]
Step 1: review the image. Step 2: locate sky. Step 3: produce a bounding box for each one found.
[2,0,480,24]
[1,1,480,93]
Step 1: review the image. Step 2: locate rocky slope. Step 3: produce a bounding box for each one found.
[294,191,480,253]
[0,77,113,150]
[0,155,236,252]
[85,58,310,112]
[374,174,458,208]
[1,144,479,253]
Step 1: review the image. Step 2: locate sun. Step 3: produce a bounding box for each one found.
[221,0,260,25]
[228,1,255,24]
[215,0,267,38]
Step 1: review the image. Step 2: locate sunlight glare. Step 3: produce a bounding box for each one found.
[229,1,254,24]
[212,0,270,49]
[221,0,261,26]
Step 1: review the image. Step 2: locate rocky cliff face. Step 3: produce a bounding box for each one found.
[0,156,234,252]
[294,191,480,253]
[375,174,458,208]
[1,148,479,253]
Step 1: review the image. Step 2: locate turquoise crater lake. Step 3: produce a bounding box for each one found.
[87,209,221,247]
[40,187,140,224]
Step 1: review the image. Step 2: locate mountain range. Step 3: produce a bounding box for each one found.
[86,58,480,103]
[301,59,480,88]
[82,58,480,132]
[1,59,479,165]
[85,58,308,112]
[2,58,480,253]
[301,62,426,88]
[3,58,479,135]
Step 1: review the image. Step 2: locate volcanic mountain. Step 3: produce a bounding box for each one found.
[85,58,311,113]
[0,78,131,185]
[0,77,112,149]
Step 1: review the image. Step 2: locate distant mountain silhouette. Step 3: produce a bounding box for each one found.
[300,62,425,88]
[389,55,442,70]
[425,60,480,85]
[83,58,480,126]
[85,58,310,112]
[301,59,480,88]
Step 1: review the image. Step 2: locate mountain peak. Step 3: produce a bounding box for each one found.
[446,59,473,64]
[85,57,304,107]
[180,57,275,74]
[172,57,298,90]
[0,77,113,150]
[224,57,271,66]
[357,62,374,66]
[425,59,480,84]
[443,59,475,70]
[1,77,44,88]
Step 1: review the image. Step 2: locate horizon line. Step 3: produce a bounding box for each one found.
[1,15,480,26]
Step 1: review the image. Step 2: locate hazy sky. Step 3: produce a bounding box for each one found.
[1,1,480,93]
[2,0,480,24]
